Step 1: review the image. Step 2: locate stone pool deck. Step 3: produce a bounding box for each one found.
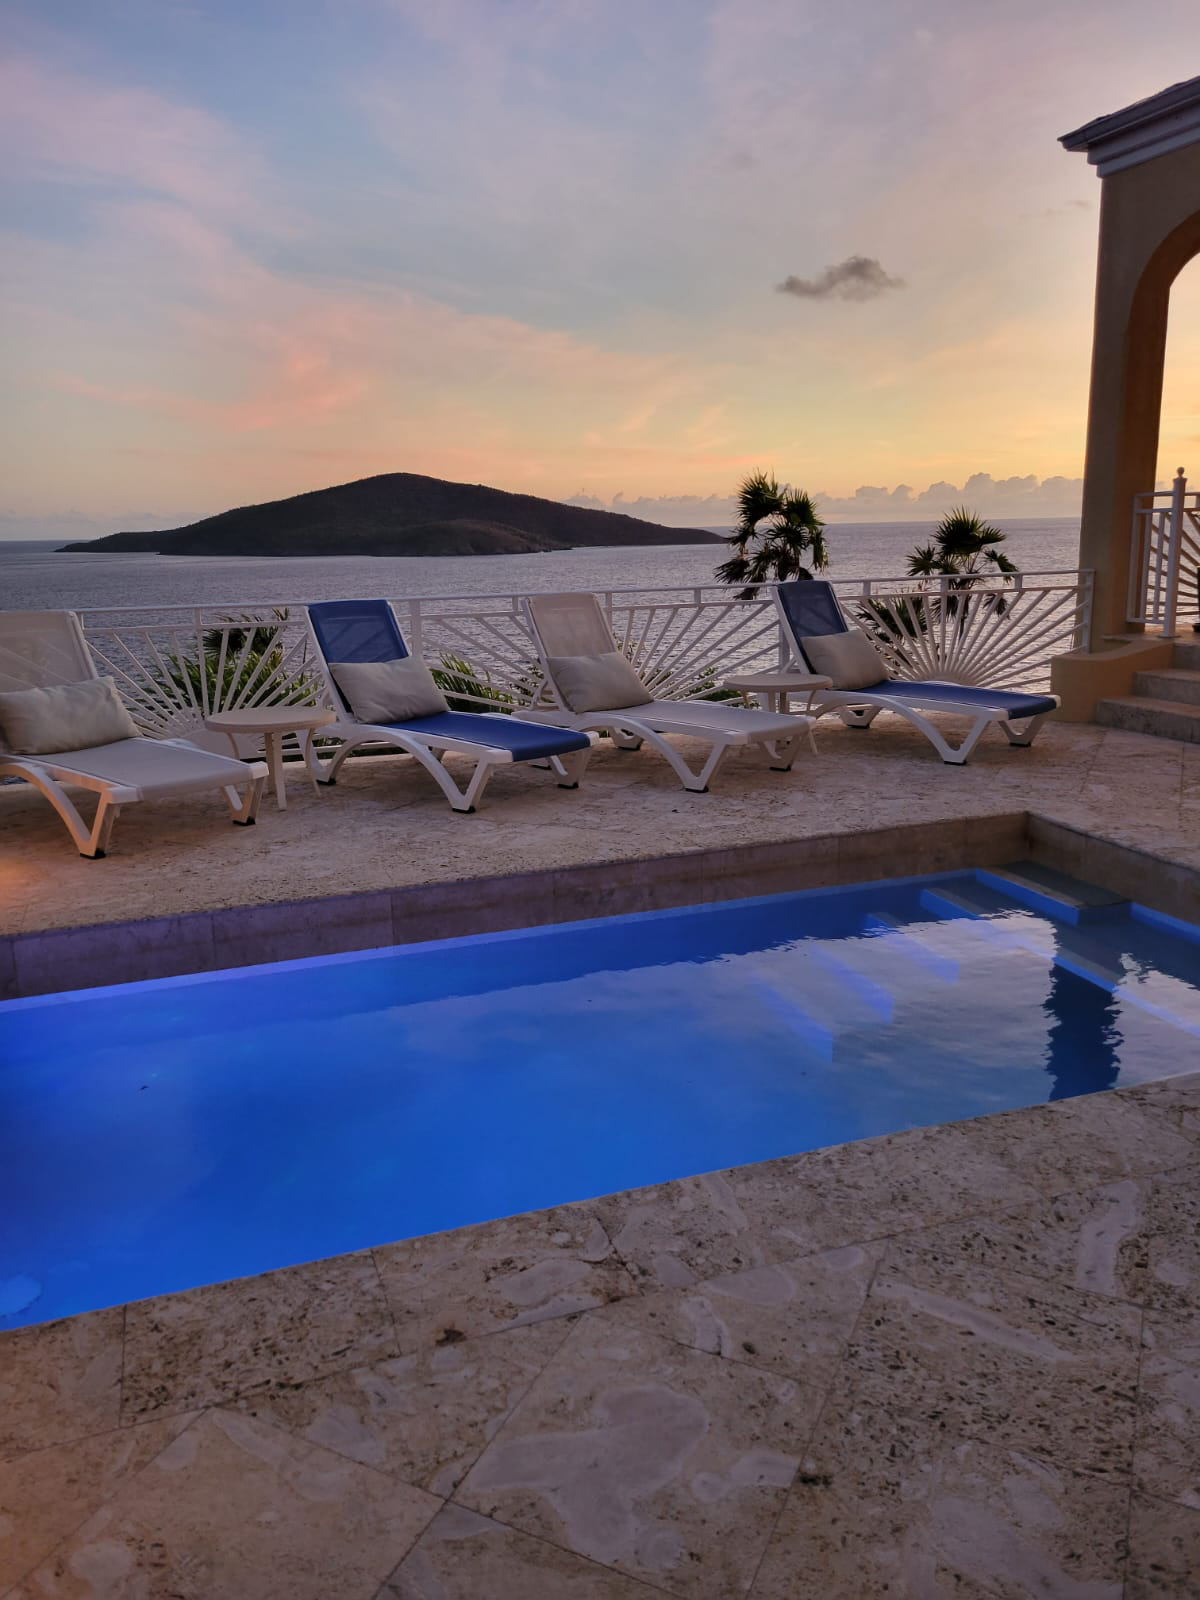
[2,712,1199,1595]
[2,1072,1199,1598]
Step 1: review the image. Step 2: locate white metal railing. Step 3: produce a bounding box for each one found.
[73,570,1093,745]
[1129,467,1200,634]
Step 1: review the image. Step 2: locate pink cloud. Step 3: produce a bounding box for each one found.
[0,53,271,226]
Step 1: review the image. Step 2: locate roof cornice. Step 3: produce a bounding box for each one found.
[1061,75,1200,176]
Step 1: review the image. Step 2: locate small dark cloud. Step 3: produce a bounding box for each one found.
[776,255,904,303]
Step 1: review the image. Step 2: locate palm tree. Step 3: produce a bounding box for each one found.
[907,507,1016,584]
[906,507,1016,633]
[716,471,829,599]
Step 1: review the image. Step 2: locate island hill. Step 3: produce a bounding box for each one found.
[58,472,721,557]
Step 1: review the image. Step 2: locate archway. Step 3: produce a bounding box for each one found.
[1052,79,1200,716]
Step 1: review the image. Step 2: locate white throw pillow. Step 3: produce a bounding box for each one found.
[545,651,651,713]
[800,628,887,690]
[0,676,140,756]
[329,656,449,723]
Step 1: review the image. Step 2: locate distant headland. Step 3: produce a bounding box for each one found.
[57,473,722,557]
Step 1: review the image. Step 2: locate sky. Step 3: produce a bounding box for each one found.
[3,0,1200,538]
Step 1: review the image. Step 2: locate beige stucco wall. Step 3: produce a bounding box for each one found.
[1049,634,1175,721]
[1078,142,1200,646]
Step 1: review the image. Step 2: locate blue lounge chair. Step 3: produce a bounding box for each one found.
[775,580,1059,765]
[306,599,594,811]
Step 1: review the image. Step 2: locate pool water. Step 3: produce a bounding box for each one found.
[2,869,1198,1328]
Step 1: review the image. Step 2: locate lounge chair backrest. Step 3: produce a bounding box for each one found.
[0,610,98,694]
[307,599,410,717]
[525,592,616,659]
[776,580,846,639]
[776,581,853,672]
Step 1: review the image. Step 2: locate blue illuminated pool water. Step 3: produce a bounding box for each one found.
[2,869,1199,1329]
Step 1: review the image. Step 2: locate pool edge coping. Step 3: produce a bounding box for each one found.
[4,809,1199,1001]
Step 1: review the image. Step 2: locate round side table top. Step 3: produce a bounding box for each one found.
[203,705,335,733]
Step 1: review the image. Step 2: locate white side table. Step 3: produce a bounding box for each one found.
[204,706,335,810]
[722,669,833,715]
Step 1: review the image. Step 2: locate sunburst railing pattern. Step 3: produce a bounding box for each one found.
[73,570,1090,738]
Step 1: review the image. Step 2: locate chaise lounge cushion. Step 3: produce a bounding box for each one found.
[0,676,139,755]
[329,656,449,723]
[546,651,651,713]
[800,629,887,691]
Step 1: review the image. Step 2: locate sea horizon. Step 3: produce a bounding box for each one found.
[0,517,1084,617]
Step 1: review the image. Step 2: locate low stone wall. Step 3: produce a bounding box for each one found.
[4,809,1198,1002]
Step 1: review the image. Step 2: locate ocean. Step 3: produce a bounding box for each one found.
[0,519,1082,615]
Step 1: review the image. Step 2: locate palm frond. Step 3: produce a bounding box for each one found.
[907,544,941,577]
[716,470,829,593]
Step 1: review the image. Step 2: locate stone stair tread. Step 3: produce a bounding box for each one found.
[1131,667,1200,706]
[1140,667,1200,684]
[1097,694,1200,715]
[1094,694,1200,743]
[988,859,1127,910]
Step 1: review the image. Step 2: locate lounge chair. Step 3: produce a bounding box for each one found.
[0,610,267,858]
[305,599,594,811]
[775,580,1059,765]
[522,591,813,792]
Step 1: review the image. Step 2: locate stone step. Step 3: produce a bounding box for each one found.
[1094,694,1200,743]
[1132,667,1200,705]
[1172,637,1200,672]
[985,859,1127,914]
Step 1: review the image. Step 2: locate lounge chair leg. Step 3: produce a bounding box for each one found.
[766,733,804,771]
[913,711,991,764]
[687,741,733,792]
[1001,714,1047,748]
[840,706,882,729]
[454,757,498,812]
[223,769,267,825]
[81,794,122,858]
[4,764,132,857]
[549,747,591,788]
[606,727,731,792]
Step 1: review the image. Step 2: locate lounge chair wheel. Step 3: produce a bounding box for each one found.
[233,816,256,826]
[80,849,106,860]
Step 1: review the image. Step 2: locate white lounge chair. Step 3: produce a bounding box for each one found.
[775,580,1060,765]
[0,610,267,858]
[523,591,813,793]
[305,599,594,812]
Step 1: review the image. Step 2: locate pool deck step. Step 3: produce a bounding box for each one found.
[1131,666,1200,706]
[1094,692,1200,743]
[982,860,1129,921]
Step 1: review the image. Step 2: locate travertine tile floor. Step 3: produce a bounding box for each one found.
[2,1075,1198,1598]
[1,714,1198,935]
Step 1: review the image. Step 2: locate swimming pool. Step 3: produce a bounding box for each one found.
[2,867,1198,1328]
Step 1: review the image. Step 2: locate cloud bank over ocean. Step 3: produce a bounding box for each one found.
[568,472,1089,527]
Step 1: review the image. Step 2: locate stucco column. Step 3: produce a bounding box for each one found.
[1075,144,1200,648]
